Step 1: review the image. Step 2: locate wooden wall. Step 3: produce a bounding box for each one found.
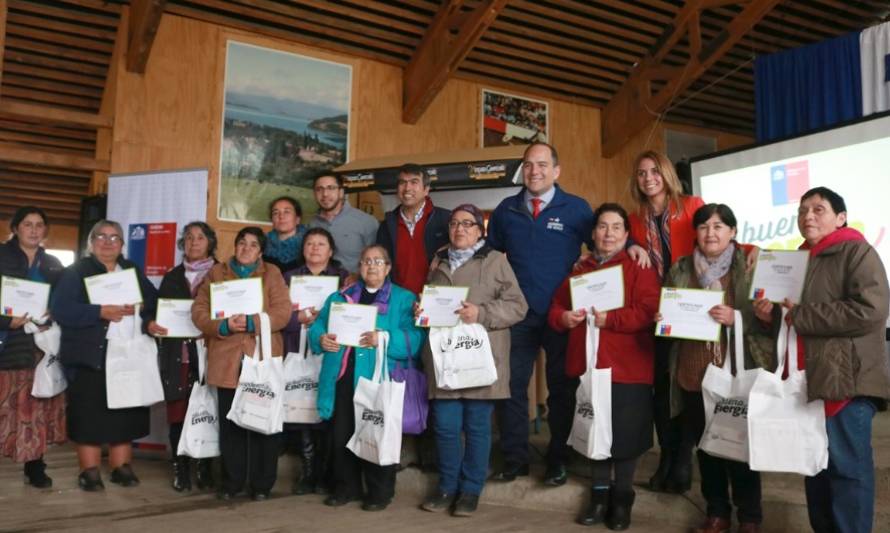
[104,13,752,259]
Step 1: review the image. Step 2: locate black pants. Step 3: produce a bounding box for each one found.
[330,354,396,504]
[682,390,762,524]
[217,387,280,494]
[653,337,681,451]
[169,422,184,457]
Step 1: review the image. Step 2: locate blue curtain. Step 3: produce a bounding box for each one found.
[755,31,862,142]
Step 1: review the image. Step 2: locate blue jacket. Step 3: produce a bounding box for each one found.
[308,279,422,420]
[487,185,594,317]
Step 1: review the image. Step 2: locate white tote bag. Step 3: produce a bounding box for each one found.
[28,322,67,398]
[105,306,165,409]
[699,310,758,462]
[429,321,498,390]
[747,311,828,476]
[226,313,285,435]
[347,332,406,466]
[177,341,221,458]
[283,325,323,424]
[567,316,612,460]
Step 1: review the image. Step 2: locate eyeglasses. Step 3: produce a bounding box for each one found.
[94,234,122,243]
[360,258,388,267]
[314,185,341,193]
[448,220,478,229]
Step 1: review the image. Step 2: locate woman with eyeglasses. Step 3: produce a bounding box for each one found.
[51,220,158,491]
[191,227,292,501]
[418,204,527,517]
[308,244,422,511]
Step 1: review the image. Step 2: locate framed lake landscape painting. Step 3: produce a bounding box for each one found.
[218,41,352,223]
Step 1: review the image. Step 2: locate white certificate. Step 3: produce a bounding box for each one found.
[655,287,724,342]
[0,276,50,319]
[569,264,625,312]
[155,298,201,338]
[749,250,809,304]
[290,276,339,311]
[210,278,263,319]
[328,302,377,348]
[84,268,143,305]
[416,285,469,327]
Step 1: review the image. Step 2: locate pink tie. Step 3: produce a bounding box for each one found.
[531,198,542,220]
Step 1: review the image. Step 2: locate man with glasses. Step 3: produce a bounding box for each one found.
[308,173,378,273]
[376,164,450,296]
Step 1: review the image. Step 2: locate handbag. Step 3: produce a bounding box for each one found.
[226,312,285,435]
[28,322,67,398]
[567,316,613,460]
[699,310,757,462]
[747,310,828,476]
[105,306,165,409]
[177,340,220,458]
[282,324,323,424]
[391,362,427,435]
[347,332,405,465]
[429,322,498,390]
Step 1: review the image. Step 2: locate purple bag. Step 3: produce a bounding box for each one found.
[391,363,428,435]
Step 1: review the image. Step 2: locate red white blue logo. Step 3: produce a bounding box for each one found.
[770,161,809,206]
[128,223,177,277]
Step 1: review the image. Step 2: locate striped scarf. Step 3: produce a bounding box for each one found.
[645,207,671,279]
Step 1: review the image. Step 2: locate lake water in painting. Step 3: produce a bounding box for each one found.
[225,104,346,149]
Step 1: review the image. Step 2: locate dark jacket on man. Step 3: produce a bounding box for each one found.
[376,201,450,283]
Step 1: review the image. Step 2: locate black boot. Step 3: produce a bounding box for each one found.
[606,488,635,531]
[24,458,52,488]
[195,459,215,490]
[664,450,692,494]
[172,456,191,492]
[577,488,609,526]
[292,430,316,495]
[647,448,672,492]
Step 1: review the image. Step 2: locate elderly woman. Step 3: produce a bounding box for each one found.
[0,206,65,488]
[664,204,777,533]
[308,244,422,511]
[282,227,349,495]
[263,196,308,273]
[754,187,889,533]
[192,226,291,501]
[548,203,660,529]
[418,204,527,517]
[52,220,158,491]
[146,222,217,492]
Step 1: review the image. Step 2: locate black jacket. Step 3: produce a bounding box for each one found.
[51,255,158,371]
[376,202,450,282]
[0,239,64,370]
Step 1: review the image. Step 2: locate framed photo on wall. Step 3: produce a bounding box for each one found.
[481,89,549,148]
[218,41,352,223]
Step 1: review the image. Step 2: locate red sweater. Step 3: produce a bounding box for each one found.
[548,250,661,384]
[393,207,431,295]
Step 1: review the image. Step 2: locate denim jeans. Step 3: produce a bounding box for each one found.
[805,397,877,533]
[432,399,494,496]
[496,313,570,467]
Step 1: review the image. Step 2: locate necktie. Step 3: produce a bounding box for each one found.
[531,198,543,220]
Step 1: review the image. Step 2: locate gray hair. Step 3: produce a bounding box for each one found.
[360,244,391,265]
[87,219,124,254]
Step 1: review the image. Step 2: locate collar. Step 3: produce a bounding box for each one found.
[341,277,392,315]
[524,185,557,206]
[399,198,428,223]
[577,249,628,272]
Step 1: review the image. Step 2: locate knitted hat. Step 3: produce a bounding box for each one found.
[451,203,486,236]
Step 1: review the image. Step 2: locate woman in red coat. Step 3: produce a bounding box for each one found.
[549,203,660,530]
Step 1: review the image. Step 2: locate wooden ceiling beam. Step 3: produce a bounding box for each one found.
[0,100,111,128]
[601,0,780,157]
[126,0,167,73]
[403,0,508,124]
[9,0,118,28]
[0,141,109,171]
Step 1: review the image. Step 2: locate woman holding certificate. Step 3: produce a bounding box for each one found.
[663,204,776,533]
[191,227,291,501]
[308,244,422,511]
[282,227,349,495]
[145,222,217,492]
[51,220,158,491]
[418,203,527,517]
[0,206,65,488]
[548,203,660,529]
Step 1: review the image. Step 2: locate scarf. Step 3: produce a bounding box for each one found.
[341,278,392,316]
[791,226,866,417]
[265,227,306,265]
[447,239,485,273]
[693,242,735,290]
[644,205,672,279]
[184,257,214,295]
[229,258,259,279]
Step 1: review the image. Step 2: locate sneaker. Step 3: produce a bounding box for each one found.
[110,464,140,487]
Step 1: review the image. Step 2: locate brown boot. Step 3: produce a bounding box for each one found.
[691,516,731,533]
